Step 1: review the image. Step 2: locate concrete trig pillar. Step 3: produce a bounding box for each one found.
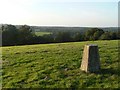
[80,44,100,72]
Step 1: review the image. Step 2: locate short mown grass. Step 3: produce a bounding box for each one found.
[2,40,119,88]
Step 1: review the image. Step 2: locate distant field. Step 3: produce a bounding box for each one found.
[35,32,52,36]
[2,40,119,88]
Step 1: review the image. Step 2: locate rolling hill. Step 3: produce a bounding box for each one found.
[2,40,119,88]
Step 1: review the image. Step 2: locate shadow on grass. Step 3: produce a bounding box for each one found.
[94,68,119,75]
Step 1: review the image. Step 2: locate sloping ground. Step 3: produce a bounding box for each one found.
[2,40,119,88]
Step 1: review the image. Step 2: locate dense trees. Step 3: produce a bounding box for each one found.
[17,25,35,44]
[53,32,72,42]
[2,25,18,45]
[72,32,84,41]
[0,24,119,46]
[1,25,36,46]
[84,28,104,41]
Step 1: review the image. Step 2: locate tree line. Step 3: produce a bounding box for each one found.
[1,24,119,46]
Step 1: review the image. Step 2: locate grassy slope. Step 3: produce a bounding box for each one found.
[2,40,119,88]
[35,32,51,36]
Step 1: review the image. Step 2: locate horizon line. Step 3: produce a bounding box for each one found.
[0,23,118,28]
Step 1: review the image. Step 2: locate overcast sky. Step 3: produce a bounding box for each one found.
[0,0,119,27]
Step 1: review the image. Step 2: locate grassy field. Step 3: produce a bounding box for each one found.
[35,32,52,36]
[2,40,119,88]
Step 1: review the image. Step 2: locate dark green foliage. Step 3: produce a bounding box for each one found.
[1,24,119,46]
[72,32,84,41]
[109,32,117,40]
[84,28,104,41]
[43,34,54,43]
[2,25,18,46]
[53,32,72,42]
[100,32,111,40]
[93,29,104,40]
[2,25,36,46]
[17,25,34,45]
[116,31,120,39]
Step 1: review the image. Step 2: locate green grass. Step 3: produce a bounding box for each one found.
[2,40,119,88]
[35,32,52,36]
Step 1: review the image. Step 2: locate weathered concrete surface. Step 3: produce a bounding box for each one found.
[80,44,100,72]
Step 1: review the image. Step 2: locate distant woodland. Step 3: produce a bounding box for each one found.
[0,24,119,46]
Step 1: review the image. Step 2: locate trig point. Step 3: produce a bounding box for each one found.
[80,44,100,72]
